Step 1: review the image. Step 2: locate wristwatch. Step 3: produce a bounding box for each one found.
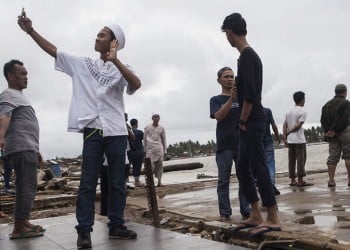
[238,119,246,125]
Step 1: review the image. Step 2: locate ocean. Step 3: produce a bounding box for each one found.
[160,142,337,184]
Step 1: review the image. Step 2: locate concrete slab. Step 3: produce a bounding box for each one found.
[0,214,248,250]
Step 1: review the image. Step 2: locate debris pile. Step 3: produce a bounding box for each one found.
[0,157,83,195]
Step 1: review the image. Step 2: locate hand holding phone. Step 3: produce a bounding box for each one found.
[21,7,26,18]
[18,7,33,34]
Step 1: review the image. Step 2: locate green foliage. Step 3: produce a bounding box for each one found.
[304,126,324,143]
[167,139,216,158]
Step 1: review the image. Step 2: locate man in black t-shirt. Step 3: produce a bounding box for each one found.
[210,67,251,221]
[221,13,281,236]
[128,118,145,187]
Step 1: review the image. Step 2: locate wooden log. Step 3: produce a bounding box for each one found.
[163,162,203,172]
[144,158,160,228]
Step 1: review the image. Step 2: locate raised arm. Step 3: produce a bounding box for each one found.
[107,40,141,92]
[17,9,57,58]
[214,87,237,122]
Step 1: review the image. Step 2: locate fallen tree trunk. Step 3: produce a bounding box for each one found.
[163,162,203,172]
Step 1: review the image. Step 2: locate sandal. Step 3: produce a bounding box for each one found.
[134,182,145,187]
[328,182,336,187]
[289,182,297,186]
[28,225,46,232]
[297,181,313,187]
[10,230,44,240]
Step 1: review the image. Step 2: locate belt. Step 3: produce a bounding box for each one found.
[84,128,103,140]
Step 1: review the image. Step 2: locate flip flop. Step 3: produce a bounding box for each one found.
[249,225,281,237]
[219,216,231,222]
[29,225,46,232]
[10,230,44,240]
[328,182,336,187]
[234,222,258,231]
[289,182,297,186]
[135,182,146,187]
[297,181,313,187]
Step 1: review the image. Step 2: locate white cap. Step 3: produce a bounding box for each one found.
[105,23,125,50]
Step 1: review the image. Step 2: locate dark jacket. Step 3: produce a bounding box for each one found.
[321,96,350,133]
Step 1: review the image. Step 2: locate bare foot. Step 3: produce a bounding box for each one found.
[240,217,263,227]
[249,218,281,232]
[239,211,263,226]
[135,181,145,187]
[10,229,44,239]
[249,221,282,236]
[24,220,45,232]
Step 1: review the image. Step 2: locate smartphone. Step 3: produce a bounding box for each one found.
[21,7,25,18]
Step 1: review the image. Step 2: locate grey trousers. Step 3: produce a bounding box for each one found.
[6,151,38,219]
[152,159,163,181]
[288,143,307,178]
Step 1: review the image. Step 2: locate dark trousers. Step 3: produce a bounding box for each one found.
[127,150,144,177]
[3,157,13,191]
[100,164,109,216]
[288,143,306,178]
[6,151,38,219]
[100,161,130,216]
[237,120,276,208]
[75,128,127,232]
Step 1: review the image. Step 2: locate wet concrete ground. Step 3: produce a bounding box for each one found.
[128,168,350,248]
[0,214,249,250]
[1,145,349,249]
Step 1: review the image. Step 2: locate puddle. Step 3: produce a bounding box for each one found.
[314,215,337,230]
[297,215,350,230]
[294,209,312,215]
[336,205,350,212]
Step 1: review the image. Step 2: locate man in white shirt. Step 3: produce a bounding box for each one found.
[18,10,141,249]
[144,114,167,187]
[283,91,313,187]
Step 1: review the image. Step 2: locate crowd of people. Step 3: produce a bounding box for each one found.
[209,12,350,237]
[0,8,167,244]
[0,9,349,249]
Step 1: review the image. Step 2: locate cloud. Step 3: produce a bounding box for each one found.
[1,0,350,158]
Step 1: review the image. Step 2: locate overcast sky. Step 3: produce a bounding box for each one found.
[1,1,350,159]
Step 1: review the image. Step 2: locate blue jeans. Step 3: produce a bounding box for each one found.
[216,150,251,217]
[99,164,108,216]
[75,128,127,232]
[127,150,144,177]
[237,120,276,208]
[3,157,13,191]
[264,143,275,184]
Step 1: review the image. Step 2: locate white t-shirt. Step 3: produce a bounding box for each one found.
[55,51,136,136]
[285,106,307,144]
